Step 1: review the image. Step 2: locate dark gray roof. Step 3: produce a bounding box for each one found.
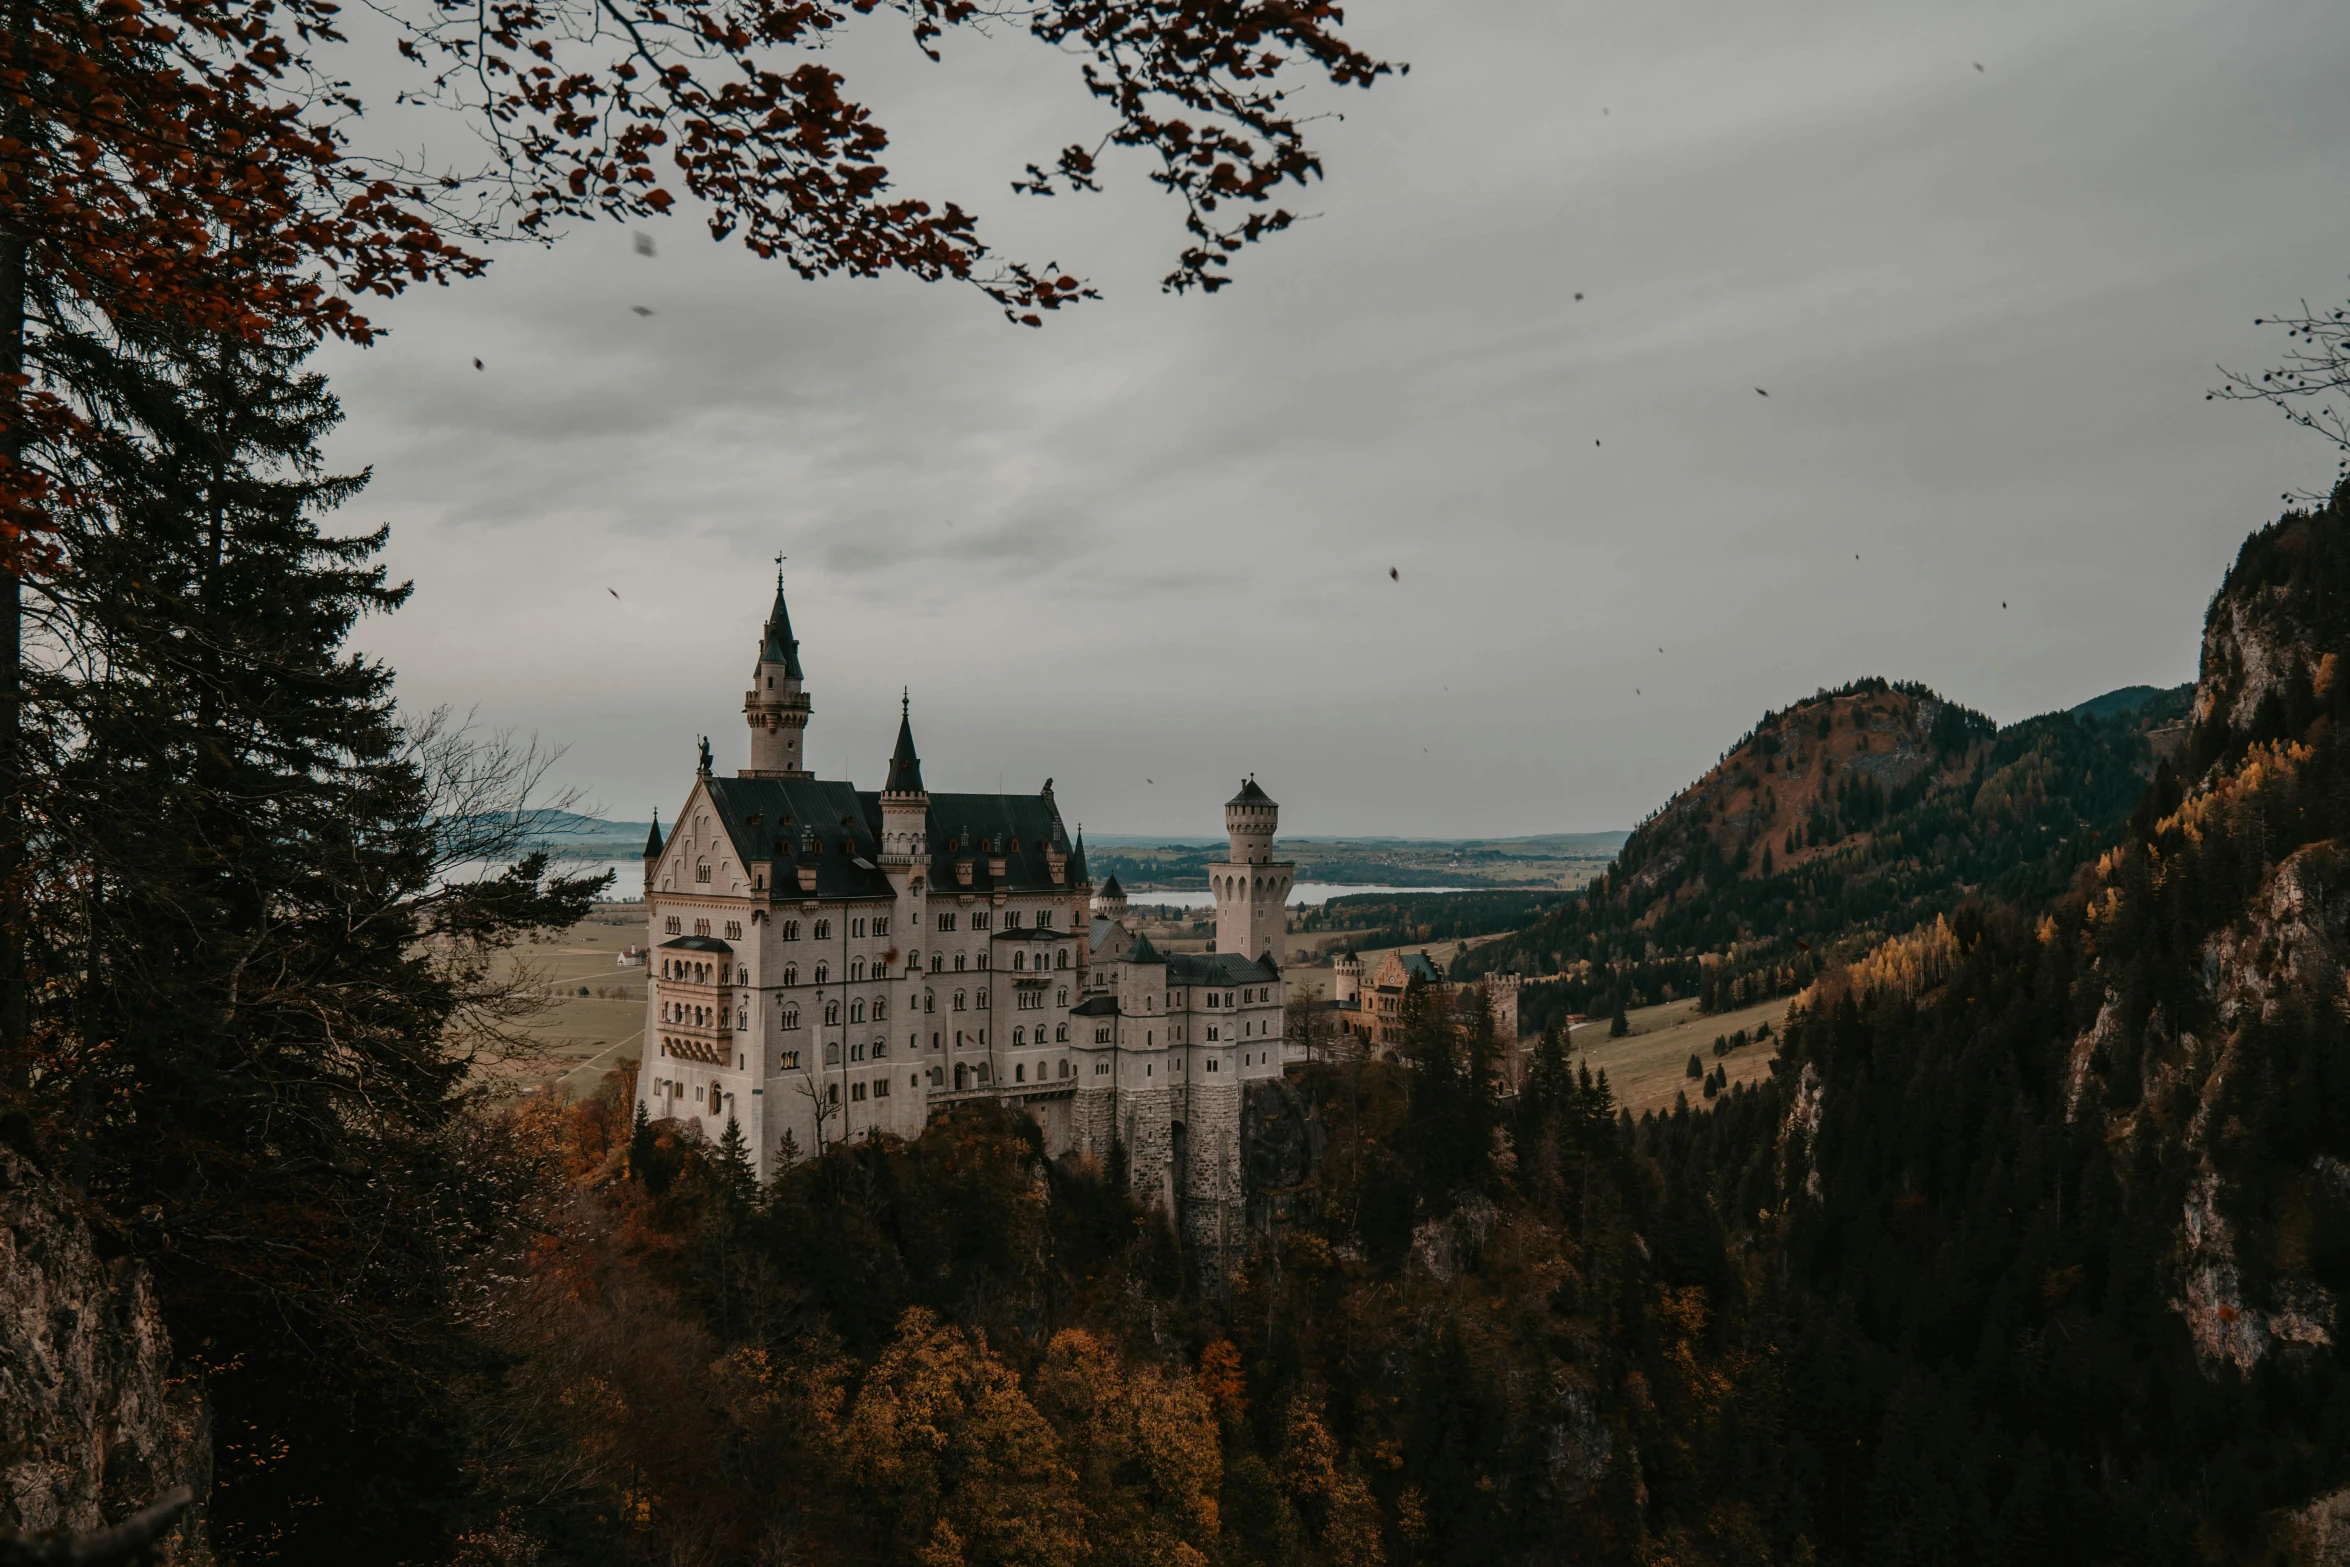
[920,791,1071,895]
[659,934,735,954]
[991,925,1073,942]
[1401,952,1443,984]
[1167,951,1279,987]
[1123,931,1166,965]
[885,698,925,796]
[758,575,804,678]
[1100,873,1124,897]
[644,810,664,858]
[701,776,897,901]
[1071,994,1121,1016]
[1067,831,1088,885]
[1227,776,1274,807]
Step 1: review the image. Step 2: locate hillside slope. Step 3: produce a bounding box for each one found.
[1642,480,2350,1562]
[1457,678,2188,1032]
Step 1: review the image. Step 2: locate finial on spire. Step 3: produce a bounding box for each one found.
[775,550,786,589]
[902,685,909,719]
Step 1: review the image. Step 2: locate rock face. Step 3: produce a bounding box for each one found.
[0,1145,208,1560]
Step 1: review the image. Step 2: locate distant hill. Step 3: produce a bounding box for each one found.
[514,810,654,857]
[2068,681,2193,722]
[1453,676,2190,1033]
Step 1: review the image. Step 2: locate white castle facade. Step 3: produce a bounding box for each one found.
[636,575,1302,1246]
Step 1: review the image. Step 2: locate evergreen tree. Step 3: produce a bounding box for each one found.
[715,1113,759,1211]
[13,316,600,1561]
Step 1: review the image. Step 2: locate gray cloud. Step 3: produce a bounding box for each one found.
[319,0,2350,837]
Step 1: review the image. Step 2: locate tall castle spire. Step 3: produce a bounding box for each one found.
[884,688,925,796]
[742,557,813,778]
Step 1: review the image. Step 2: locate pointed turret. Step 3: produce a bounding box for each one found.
[643,810,664,860]
[884,689,925,796]
[743,559,813,777]
[1067,829,1089,887]
[758,574,804,679]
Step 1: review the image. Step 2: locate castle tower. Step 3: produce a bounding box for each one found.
[1093,873,1128,919]
[641,809,664,898]
[1333,948,1363,1006]
[878,690,928,868]
[1210,776,1293,963]
[742,566,812,777]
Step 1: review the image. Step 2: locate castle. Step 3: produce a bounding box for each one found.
[635,573,1301,1247]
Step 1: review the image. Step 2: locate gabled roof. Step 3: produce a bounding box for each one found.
[1167,951,1280,987]
[757,574,804,678]
[1401,952,1443,984]
[698,775,895,900]
[919,791,1070,895]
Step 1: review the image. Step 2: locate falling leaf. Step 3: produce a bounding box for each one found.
[634,231,656,256]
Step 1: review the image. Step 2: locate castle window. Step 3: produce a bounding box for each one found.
[924,989,935,1013]
[1225,992,1236,1008]
[1005,910,1023,929]
[1058,1059,1069,1077]
[873,998,887,1021]
[1013,1027,1025,1046]
[1015,1063,1026,1082]
[850,958,866,982]
[976,989,989,1009]
[851,1082,865,1101]
[696,862,711,883]
[1055,1023,1068,1042]
[694,919,711,937]
[852,917,866,937]
[874,1076,890,1097]
[1057,950,1069,969]
[850,1000,866,1023]
[1209,1027,1220,1042]
[782,1006,800,1030]
[725,920,742,940]
[824,1001,840,1026]
[1096,1027,1111,1044]
[780,1049,799,1068]
[954,953,967,973]
[874,1037,888,1057]
[929,1067,943,1086]
[1097,1061,1109,1074]
[1036,910,1053,930]
[782,920,801,941]
[874,917,889,937]
[814,919,832,940]
[972,912,990,931]
[931,953,944,973]
[851,1041,865,1061]
[937,913,957,932]
[953,990,967,1011]
[782,964,799,987]
[1207,1057,1218,1070]
[813,962,829,985]
[1207,993,1219,1008]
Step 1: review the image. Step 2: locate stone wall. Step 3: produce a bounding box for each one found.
[1121,1085,1176,1216]
[1180,1081,1244,1266]
[0,1145,208,1561]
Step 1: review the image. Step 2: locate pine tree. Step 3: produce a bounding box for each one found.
[715,1113,759,1211]
[15,317,601,1558]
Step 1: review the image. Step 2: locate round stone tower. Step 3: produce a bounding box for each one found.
[743,565,813,777]
[1210,776,1293,963]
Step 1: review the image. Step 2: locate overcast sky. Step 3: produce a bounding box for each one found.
[317,0,2350,837]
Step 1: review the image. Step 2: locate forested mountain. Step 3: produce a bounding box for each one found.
[451,485,2350,1567]
[1454,677,2190,1034]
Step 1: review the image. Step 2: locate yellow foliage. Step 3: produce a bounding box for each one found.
[1035,1328,1224,1561]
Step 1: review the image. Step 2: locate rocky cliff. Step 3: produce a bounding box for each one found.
[0,1143,208,1562]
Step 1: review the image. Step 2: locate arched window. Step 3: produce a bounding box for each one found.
[1057,949,1069,969]
[873,998,887,1021]
[1056,1023,1068,1042]
[1013,1027,1025,1046]
[782,964,799,987]
[813,919,832,940]
[782,919,801,941]
[1057,988,1068,1008]
[931,953,943,972]
[1013,951,1025,971]
[850,958,866,982]
[954,952,967,972]
[953,990,967,1011]
[924,990,935,1013]
[824,1000,840,1026]
[814,962,829,985]
[850,999,866,1023]
[976,989,989,1009]
[782,1005,800,1030]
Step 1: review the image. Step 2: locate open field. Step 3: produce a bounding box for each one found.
[488,903,649,1098]
[1563,994,1789,1117]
